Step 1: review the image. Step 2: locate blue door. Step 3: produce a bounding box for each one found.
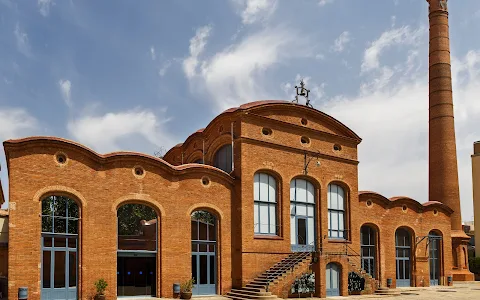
[191,211,217,295]
[395,229,411,287]
[326,263,340,297]
[41,236,77,300]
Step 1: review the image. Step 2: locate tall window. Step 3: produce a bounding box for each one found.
[290,178,315,251]
[361,225,376,277]
[328,184,346,239]
[395,228,412,287]
[254,173,277,235]
[214,144,232,173]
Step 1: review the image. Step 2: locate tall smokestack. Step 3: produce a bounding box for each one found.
[426,0,473,281]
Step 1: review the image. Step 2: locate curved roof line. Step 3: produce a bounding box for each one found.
[3,136,234,183]
[164,100,362,159]
[358,191,453,214]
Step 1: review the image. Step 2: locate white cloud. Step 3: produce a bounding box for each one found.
[184,26,310,111]
[361,25,426,73]
[150,46,156,61]
[318,0,335,7]
[183,25,212,79]
[14,23,31,57]
[321,25,480,221]
[0,108,38,208]
[58,79,72,108]
[159,60,172,77]
[234,0,278,25]
[332,31,351,53]
[38,0,54,17]
[67,108,176,154]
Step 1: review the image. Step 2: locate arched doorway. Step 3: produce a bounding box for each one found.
[326,263,340,297]
[191,210,217,295]
[41,195,80,300]
[429,231,442,286]
[395,228,412,287]
[360,225,376,278]
[290,178,316,252]
[117,203,157,297]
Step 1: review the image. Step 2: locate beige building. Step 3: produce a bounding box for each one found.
[472,141,480,257]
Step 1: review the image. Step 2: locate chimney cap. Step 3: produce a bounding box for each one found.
[474,141,480,154]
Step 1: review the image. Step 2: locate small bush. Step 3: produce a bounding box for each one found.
[468,257,480,274]
[94,278,108,295]
[181,278,195,293]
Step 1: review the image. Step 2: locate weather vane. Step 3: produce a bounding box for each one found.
[292,79,313,108]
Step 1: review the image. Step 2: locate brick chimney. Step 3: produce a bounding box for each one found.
[426,0,474,281]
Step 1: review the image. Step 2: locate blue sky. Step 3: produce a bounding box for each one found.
[1,0,480,221]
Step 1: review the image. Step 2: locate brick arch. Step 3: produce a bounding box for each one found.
[186,149,204,164]
[206,134,233,166]
[186,203,225,221]
[34,185,87,208]
[112,194,166,217]
[394,225,417,239]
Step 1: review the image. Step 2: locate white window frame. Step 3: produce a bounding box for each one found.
[328,184,346,239]
[254,173,278,235]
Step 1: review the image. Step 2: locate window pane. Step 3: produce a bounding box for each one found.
[297,204,307,216]
[337,186,344,210]
[191,220,198,240]
[290,180,295,201]
[199,222,207,240]
[208,223,216,241]
[254,203,259,233]
[290,216,296,243]
[254,174,260,201]
[54,251,66,288]
[68,200,79,218]
[297,180,307,202]
[43,251,51,288]
[42,216,53,233]
[338,212,344,231]
[209,255,215,284]
[260,174,269,201]
[68,238,76,249]
[200,255,208,284]
[44,237,52,248]
[268,177,276,203]
[307,182,315,203]
[192,255,197,284]
[269,204,276,234]
[54,237,66,248]
[42,197,53,216]
[331,212,338,230]
[297,219,307,245]
[307,218,314,245]
[68,219,78,234]
[307,205,314,217]
[54,196,67,217]
[54,217,67,234]
[69,252,77,287]
[259,204,269,233]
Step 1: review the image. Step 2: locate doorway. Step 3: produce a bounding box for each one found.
[191,211,217,295]
[326,263,340,297]
[117,256,156,296]
[429,232,441,286]
[395,228,411,287]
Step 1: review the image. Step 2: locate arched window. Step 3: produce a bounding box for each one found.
[254,173,277,235]
[41,195,79,300]
[290,178,315,252]
[328,184,346,239]
[214,144,232,173]
[361,225,376,278]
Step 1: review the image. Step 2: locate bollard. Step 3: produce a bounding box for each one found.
[18,287,28,300]
[173,283,181,297]
[386,278,392,287]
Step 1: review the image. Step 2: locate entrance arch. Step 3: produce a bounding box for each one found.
[117,203,157,297]
[191,210,217,295]
[326,263,341,297]
[395,228,412,287]
[429,231,442,286]
[41,195,80,300]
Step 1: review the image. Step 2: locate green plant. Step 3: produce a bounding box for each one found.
[468,257,480,274]
[180,278,195,293]
[94,278,108,295]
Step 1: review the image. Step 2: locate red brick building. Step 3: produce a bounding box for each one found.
[0,1,474,299]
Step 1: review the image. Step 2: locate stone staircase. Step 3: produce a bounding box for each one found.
[344,246,379,295]
[226,252,311,300]
[374,287,401,296]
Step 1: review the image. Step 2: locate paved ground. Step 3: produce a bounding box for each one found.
[118,282,480,300]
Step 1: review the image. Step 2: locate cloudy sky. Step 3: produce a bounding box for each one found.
[1,0,480,221]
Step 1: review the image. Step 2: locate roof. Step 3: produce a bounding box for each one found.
[3,136,235,185]
[164,100,362,159]
[358,191,454,214]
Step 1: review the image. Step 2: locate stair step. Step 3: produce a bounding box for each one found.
[227,291,274,299]
[226,295,278,300]
[241,287,266,293]
[246,283,268,289]
[230,289,271,296]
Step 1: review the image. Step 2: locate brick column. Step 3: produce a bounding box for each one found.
[426,0,473,281]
